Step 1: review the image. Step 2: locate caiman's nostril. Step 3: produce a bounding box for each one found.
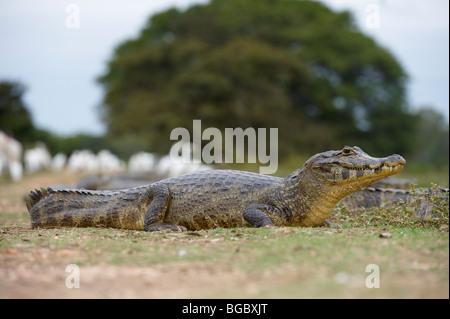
[393,154,406,165]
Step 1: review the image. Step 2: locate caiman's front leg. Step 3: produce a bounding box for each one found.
[243,203,285,228]
[244,204,338,229]
[142,183,186,232]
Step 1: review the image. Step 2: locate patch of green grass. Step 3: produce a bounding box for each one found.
[333,183,449,231]
[197,227,449,298]
[1,218,448,298]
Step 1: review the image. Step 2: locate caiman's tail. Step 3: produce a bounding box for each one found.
[25,187,74,229]
[25,187,145,230]
[25,187,52,213]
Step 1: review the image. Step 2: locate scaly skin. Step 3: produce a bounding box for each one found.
[25,146,405,231]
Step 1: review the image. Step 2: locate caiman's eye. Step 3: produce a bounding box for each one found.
[341,147,356,156]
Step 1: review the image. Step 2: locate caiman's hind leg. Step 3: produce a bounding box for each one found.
[142,183,187,232]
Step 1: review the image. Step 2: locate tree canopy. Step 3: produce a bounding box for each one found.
[0,81,35,143]
[98,0,416,158]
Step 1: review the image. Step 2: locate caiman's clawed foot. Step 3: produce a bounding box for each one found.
[144,223,187,232]
[322,219,341,228]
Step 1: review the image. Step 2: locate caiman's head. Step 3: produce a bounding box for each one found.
[303,145,405,191]
[284,146,405,227]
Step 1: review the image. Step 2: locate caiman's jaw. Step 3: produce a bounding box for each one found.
[308,146,406,187]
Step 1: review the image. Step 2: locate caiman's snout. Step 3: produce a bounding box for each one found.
[396,154,406,165]
[388,154,406,164]
[383,154,406,173]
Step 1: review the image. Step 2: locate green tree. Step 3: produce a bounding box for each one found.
[0,81,35,143]
[98,0,414,157]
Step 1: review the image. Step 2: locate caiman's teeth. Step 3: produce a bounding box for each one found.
[389,166,393,172]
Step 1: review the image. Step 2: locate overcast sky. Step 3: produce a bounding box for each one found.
[0,0,448,136]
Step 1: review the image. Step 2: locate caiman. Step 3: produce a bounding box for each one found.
[25,146,405,231]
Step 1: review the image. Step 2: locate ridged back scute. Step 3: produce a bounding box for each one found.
[25,187,53,212]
